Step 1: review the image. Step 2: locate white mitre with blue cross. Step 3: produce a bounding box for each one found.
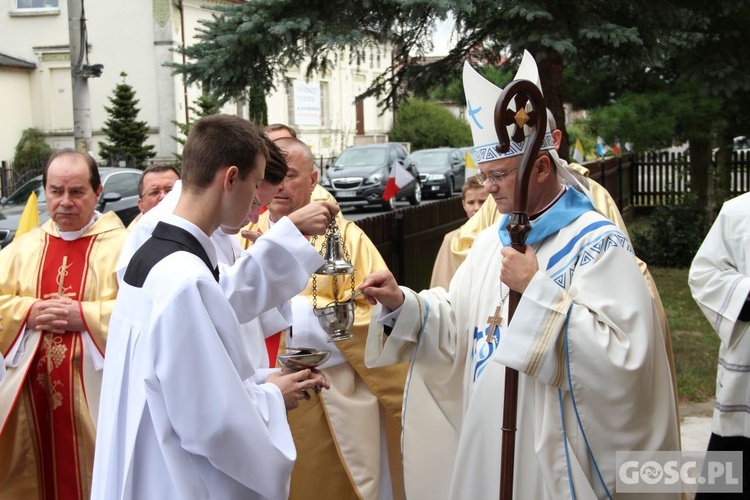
[463,50,555,164]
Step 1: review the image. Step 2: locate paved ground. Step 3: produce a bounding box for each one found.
[680,399,714,452]
[678,401,714,500]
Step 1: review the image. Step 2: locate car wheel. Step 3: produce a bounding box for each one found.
[408,182,422,205]
[381,196,397,211]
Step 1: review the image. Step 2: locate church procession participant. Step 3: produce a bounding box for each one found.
[689,191,750,499]
[359,51,679,499]
[213,136,336,381]
[92,114,329,499]
[137,164,180,215]
[430,175,488,289]
[242,137,408,500]
[263,122,338,205]
[437,109,680,410]
[126,164,181,230]
[117,139,339,329]
[0,150,130,499]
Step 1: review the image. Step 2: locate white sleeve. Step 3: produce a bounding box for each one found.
[221,217,324,323]
[148,279,295,497]
[689,205,750,346]
[257,303,292,339]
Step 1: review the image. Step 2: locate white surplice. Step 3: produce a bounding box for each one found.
[212,226,292,380]
[119,180,323,325]
[93,216,295,500]
[689,191,750,438]
[366,189,679,499]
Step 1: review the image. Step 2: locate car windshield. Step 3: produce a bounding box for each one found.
[410,151,449,167]
[333,147,387,167]
[4,178,45,205]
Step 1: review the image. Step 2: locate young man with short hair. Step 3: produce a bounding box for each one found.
[92,114,328,499]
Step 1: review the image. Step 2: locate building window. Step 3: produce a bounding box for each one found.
[15,0,59,10]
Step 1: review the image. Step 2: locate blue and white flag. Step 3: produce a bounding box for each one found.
[596,137,608,157]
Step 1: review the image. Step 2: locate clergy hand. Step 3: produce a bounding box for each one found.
[359,270,404,310]
[240,229,262,243]
[288,201,340,236]
[29,299,72,333]
[500,246,539,294]
[267,369,331,410]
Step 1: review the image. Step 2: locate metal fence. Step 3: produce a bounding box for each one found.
[0,160,45,199]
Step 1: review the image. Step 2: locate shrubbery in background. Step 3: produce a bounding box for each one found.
[630,196,707,268]
[389,99,471,150]
[13,128,53,170]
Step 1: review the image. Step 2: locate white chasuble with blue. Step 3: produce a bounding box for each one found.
[365,187,679,500]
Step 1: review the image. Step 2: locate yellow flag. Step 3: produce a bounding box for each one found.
[573,138,585,164]
[13,192,39,241]
[465,150,478,178]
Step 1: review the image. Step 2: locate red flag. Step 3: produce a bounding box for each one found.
[382,161,414,201]
[612,141,621,156]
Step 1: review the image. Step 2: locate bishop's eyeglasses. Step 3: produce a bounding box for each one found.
[475,166,519,186]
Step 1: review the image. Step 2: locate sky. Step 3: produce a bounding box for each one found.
[428,16,456,56]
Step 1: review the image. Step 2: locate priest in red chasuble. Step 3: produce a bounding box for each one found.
[0,149,129,500]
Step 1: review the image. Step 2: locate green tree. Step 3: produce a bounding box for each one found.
[98,72,155,169]
[389,99,471,149]
[171,1,446,113]
[171,0,750,227]
[581,0,750,228]
[13,128,53,170]
[171,1,687,157]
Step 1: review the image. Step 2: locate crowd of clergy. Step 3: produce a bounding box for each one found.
[0,50,748,500]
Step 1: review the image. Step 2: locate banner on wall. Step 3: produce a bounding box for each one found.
[293,80,321,127]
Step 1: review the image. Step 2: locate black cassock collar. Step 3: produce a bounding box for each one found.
[124,221,219,288]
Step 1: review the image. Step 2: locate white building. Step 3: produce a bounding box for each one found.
[0,0,394,165]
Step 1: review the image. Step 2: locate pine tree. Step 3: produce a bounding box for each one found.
[98,72,155,169]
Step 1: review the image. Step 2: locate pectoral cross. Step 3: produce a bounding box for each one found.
[43,256,76,299]
[486,305,503,344]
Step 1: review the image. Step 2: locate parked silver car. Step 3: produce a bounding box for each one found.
[0,167,143,248]
[406,147,466,198]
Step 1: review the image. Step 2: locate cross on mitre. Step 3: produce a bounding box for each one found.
[486,305,503,343]
[500,93,539,147]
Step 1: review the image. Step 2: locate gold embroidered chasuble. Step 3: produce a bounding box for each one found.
[242,213,408,500]
[0,212,128,500]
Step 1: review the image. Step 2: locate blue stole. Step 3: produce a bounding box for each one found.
[497,187,595,247]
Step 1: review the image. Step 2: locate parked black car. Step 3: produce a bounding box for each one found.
[406,147,466,198]
[320,143,422,210]
[0,167,143,248]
